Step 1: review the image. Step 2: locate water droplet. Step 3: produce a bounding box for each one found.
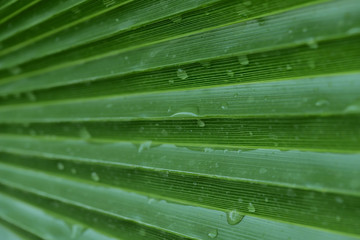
[171,111,198,118]
[204,147,214,153]
[208,229,218,238]
[259,168,267,174]
[176,69,188,80]
[91,172,100,182]
[169,14,182,23]
[315,99,330,107]
[221,102,229,110]
[199,61,211,68]
[286,64,292,70]
[345,104,360,113]
[57,162,64,170]
[335,196,343,204]
[171,106,199,118]
[79,127,91,140]
[238,55,249,65]
[71,168,77,174]
[248,203,256,212]
[161,129,168,136]
[226,70,235,77]
[306,38,318,49]
[70,224,86,239]
[226,209,244,225]
[168,79,175,84]
[147,198,156,204]
[197,119,205,127]
[138,141,152,153]
[344,100,360,113]
[347,27,360,35]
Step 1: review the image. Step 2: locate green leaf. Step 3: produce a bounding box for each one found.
[0,0,359,239]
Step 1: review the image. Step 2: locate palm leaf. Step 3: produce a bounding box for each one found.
[0,0,359,239]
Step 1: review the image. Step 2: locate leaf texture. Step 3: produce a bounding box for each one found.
[0,0,359,239]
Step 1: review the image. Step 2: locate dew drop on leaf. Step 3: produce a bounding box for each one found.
[176,68,188,80]
[248,202,256,212]
[161,129,168,136]
[335,196,343,204]
[343,99,360,113]
[315,99,330,107]
[197,119,205,127]
[221,102,229,110]
[226,209,244,225]
[306,38,318,49]
[204,147,214,153]
[79,127,91,140]
[57,162,64,170]
[208,229,218,238]
[91,172,100,182]
[226,70,235,77]
[70,224,86,239]
[238,55,249,65]
[138,141,152,153]
[170,106,199,117]
[147,198,155,204]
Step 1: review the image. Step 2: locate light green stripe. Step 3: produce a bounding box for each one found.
[0,134,359,195]
[0,164,358,239]
[0,0,358,95]
[0,74,358,122]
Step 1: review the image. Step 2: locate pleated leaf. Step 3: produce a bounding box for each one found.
[0,0,359,240]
